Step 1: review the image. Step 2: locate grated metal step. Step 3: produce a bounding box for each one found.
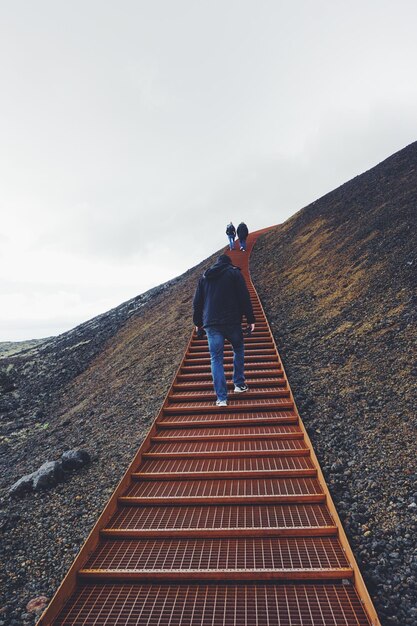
[144,438,309,458]
[52,582,372,626]
[134,455,316,480]
[104,502,336,536]
[80,536,351,579]
[153,423,303,440]
[122,476,326,504]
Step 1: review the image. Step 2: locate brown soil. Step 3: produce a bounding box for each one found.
[251,141,417,625]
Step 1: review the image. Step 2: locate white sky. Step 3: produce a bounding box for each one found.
[1,1,417,341]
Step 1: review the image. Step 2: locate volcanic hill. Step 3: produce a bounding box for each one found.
[251,141,417,625]
[1,141,416,626]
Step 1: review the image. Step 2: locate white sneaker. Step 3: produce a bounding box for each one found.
[216,399,227,406]
[234,384,249,393]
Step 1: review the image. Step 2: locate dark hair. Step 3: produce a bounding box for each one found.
[218,254,232,264]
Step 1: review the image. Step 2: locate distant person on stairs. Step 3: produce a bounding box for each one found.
[193,254,255,406]
[237,222,249,251]
[226,221,236,250]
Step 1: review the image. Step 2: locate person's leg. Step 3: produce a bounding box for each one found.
[225,325,245,387]
[205,327,228,402]
[241,238,247,251]
[228,235,234,250]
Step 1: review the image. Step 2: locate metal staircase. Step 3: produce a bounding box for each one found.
[38,231,380,626]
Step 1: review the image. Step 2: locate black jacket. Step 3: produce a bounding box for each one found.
[226,224,236,237]
[193,257,255,328]
[237,222,249,239]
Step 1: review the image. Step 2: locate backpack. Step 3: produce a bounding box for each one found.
[226,224,235,236]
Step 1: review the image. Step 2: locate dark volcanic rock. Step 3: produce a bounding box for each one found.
[0,370,16,393]
[9,460,64,495]
[32,461,64,491]
[8,474,34,496]
[61,449,90,471]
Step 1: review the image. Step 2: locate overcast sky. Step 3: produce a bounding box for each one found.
[1,1,416,341]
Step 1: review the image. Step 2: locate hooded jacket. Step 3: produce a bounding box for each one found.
[237,222,249,239]
[226,223,236,237]
[193,256,255,328]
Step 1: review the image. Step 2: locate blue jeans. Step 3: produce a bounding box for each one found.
[205,325,245,401]
[240,238,247,250]
[228,235,235,250]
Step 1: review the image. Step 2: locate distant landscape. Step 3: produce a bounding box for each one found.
[0,340,48,360]
[1,142,416,626]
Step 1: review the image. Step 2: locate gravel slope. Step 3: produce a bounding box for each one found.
[0,252,218,626]
[250,141,417,626]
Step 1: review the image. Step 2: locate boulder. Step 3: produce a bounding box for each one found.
[32,461,64,491]
[9,450,90,496]
[61,449,91,471]
[8,474,34,496]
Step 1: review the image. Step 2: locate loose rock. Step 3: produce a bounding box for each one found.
[26,596,49,614]
[61,449,90,471]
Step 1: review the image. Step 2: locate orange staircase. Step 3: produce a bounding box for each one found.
[38,231,380,625]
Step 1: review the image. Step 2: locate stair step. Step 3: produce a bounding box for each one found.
[173,378,286,392]
[121,475,325,505]
[192,334,271,345]
[163,399,294,415]
[159,410,298,429]
[134,455,316,480]
[181,363,281,374]
[51,582,371,626]
[177,368,284,381]
[79,536,352,580]
[182,355,279,366]
[168,388,290,403]
[188,341,272,351]
[143,449,310,460]
[103,502,336,538]
[153,424,303,441]
[148,437,306,453]
[144,440,308,461]
[186,349,276,358]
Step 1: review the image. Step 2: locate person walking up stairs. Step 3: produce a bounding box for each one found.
[237,222,249,251]
[193,254,255,406]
